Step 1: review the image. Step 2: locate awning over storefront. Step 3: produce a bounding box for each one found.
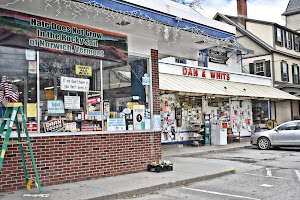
[159,73,300,100]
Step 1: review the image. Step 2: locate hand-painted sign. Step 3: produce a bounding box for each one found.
[76,65,92,76]
[0,8,128,62]
[47,100,64,114]
[43,119,63,132]
[60,77,90,92]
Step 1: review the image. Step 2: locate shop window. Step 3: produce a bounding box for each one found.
[292,64,299,84]
[275,27,283,46]
[281,61,289,82]
[252,101,268,126]
[102,55,150,131]
[294,35,299,52]
[0,47,37,132]
[285,31,292,49]
[39,51,101,133]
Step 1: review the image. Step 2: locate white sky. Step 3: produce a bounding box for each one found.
[201,0,290,25]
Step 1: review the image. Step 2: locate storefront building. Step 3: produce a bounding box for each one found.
[0,0,240,192]
[159,57,299,145]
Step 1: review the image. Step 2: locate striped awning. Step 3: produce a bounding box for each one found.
[159,73,299,100]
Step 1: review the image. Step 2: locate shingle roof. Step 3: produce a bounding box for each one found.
[282,0,300,16]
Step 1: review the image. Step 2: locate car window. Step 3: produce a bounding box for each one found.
[277,121,300,130]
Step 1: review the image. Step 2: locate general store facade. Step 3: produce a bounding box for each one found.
[0,0,242,191]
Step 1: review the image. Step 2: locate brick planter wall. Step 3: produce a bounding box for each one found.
[0,132,161,191]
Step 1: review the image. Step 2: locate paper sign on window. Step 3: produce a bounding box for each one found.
[76,65,92,76]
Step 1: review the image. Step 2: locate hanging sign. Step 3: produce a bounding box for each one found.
[107,118,126,131]
[47,100,64,114]
[64,96,80,109]
[60,77,90,92]
[0,8,128,62]
[133,104,145,130]
[86,91,101,116]
[76,65,92,76]
[43,119,64,132]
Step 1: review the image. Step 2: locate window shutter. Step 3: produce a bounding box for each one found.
[292,64,295,83]
[265,60,271,77]
[275,27,278,45]
[249,63,254,74]
[291,33,293,49]
[287,63,289,82]
[281,62,284,81]
[281,29,284,46]
[284,31,287,48]
[297,66,299,83]
[294,34,296,50]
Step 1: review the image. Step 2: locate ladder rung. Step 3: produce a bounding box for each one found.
[5,141,30,145]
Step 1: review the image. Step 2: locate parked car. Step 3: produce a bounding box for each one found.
[250,120,300,150]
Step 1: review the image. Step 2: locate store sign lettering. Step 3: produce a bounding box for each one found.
[0,8,128,62]
[182,67,230,81]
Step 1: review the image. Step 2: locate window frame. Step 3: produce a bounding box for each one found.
[285,31,292,49]
[292,64,299,84]
[294,34,299,52]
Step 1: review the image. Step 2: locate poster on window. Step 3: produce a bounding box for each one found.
[65,122,77,132]
[60,77,90,92]
[107,118,126,131]
[133,104,145,130]
[64,96,80,110]
[0,8,128,63]
[43,119,64,132]
[86,91,101,116]
[47,100,64,114]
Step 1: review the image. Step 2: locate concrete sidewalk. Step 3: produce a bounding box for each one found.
[0,141,253,200]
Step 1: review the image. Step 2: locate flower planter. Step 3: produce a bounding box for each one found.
[147,164,173,173]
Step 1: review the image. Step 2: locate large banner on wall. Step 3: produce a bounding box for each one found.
[0,8,128,62]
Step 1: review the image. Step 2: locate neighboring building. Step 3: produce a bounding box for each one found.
[282,0,300,32]
[214,0,300,125]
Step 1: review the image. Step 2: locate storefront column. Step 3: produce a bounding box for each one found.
[229,98,232,127]
[291,100,294,120]
[151,49,160,116]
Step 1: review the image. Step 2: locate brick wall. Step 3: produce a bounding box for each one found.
[0,132,161,191]
[151,49,160,116]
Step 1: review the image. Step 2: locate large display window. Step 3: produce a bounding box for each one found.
[0,47,151,134]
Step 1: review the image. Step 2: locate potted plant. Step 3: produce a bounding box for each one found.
[147,160,173,172]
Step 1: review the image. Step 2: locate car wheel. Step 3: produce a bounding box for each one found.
[258,137,271,150]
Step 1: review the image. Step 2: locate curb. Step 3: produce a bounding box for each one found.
[87,170,235,200]
[164,145,252,158]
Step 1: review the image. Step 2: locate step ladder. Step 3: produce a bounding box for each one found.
[0,103,42,194]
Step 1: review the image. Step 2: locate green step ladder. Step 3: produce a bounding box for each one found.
[0,102,42,194]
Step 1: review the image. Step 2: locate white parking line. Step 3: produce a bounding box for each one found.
[295,170,300,181]
[266,168,272,177]
[243,172,289,180]
[182,187,261,200]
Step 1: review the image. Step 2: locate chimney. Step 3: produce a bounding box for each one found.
[237,0,247,28]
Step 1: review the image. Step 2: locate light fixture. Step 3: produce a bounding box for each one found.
[243,88,246,91]
[224,86,227,89]
[44,86,54,90]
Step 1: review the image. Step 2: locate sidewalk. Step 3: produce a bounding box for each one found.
[0,141,252,200]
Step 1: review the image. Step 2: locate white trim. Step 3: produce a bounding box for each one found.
[1,130,155,138]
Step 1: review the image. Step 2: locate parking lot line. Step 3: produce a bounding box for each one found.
[295,170,300,181]
[266,168,272,177]
[243,172,288,180]
[182,187,261,200]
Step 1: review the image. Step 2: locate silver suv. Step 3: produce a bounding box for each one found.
[250,120,300,150]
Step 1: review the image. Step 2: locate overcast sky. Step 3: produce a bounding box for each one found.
[200,0,290,25]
